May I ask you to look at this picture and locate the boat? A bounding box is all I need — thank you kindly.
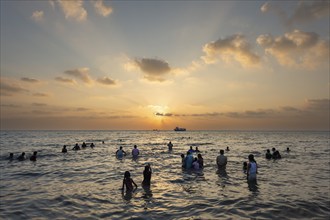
[174,127,186,131]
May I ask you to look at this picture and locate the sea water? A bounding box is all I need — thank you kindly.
[0,130,329,219]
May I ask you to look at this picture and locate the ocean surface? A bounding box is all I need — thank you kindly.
[0,130,329,219]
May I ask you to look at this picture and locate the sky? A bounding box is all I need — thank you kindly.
[0,0,329,130]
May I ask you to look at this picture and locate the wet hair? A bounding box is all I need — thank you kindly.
[272,147,276,151]
[33,151,37,155]
[120,146,123,149]
[10,153,13,157]
[267,149,270,153]
[124,171,130,179]
[181,154,185,158]
[220,150,224,154]
[22,152,25,156]
[134,145,137,148]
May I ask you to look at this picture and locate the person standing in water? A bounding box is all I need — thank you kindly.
[132,145,140,158]
[167,141,173,151]
[142,164,152,186]
[216,150,227,170]
[247,154,257,182]
[122,171,138,191]
[116,146,127,158]
[185,151,194,169]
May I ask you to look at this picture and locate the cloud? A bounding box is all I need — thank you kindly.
[304,99,329,111]
[21,77,40,83]
[0,80,29,96]
[257,29,329,68]
[57,0,87,21]
[92,0,113,17]
[97,76,117,86]
[202,34,260,67]
[31,10,44,22]
[289,0,329,24]
[261,1,329,26]
[32,103,47,107]
[64,68,92,84]
[55,76,75,84]
[155,112,173,117]
[152,98,329,120]
[132,58,172,82]
[33,92,49,97]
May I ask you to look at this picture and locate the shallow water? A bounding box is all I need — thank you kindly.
[0,130,329,219]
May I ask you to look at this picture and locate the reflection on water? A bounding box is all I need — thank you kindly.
[0,130,329,219]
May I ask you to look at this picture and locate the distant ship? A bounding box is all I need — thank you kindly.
[174,127,186,131]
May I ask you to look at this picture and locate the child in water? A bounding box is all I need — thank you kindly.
[243,161,248,173]
[122,171,137,192]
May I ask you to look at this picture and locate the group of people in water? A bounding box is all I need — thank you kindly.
[119,142,292,192]
[6,139,290,194]
[65,142,96,152]
[7,151,38,161]
[7,141,99,162]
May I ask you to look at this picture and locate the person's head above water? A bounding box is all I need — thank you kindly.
[134,145,137,149]
[272,147,276,152]
[33,151,37,155]
[120,146,123,150]
[181,154,185,158]
[124,171,130,178]
[248,154,255,162]
[267,149,270,153]
[220,150,224,155]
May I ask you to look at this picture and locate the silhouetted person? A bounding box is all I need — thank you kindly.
[243,161,248,173]
[82,142,87,148]
[195,147,200,153]
[197,153,204,168]
[181,154,186,168]
[265,149,272,159]
[286,147,290,152]
[216,150,227,170]
[30,151,37,161]
[122,171,137,192]
[273,150,281,159]
[8,153,14,160]
[72,143,80,151]
[17,152,25,161]
[226,146,230,151]
[167,141,173,151]
[62,145,67,153]
[142,164,152,186]
[90,143,95,148]
[187,146,194,154]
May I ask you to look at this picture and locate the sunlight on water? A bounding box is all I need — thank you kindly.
[0,131,329,219]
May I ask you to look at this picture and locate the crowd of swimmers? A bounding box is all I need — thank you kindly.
[6,139,291,193]
[7,141,99,162]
